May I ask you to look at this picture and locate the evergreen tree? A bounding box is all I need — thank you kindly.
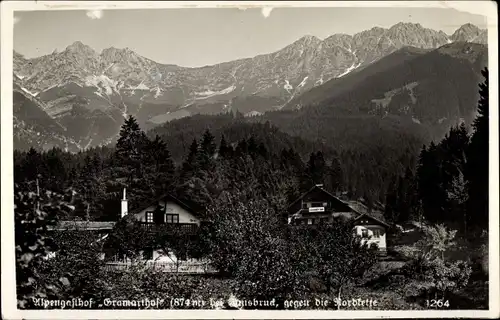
[466,67,489,229]
[257,142,269,159]
[218,134,230,158]
[307,151,327,185]
[115,116,149,182]
[146,135,176,195]
[247,136,259,158]
[21,147,46,183]
[384,177,399,223]
[181,139,200,180]
[417,142,447,223]
[440,124,469,222]
[327,157,343,192]
[235,139,248,157]
[198,129,216,171]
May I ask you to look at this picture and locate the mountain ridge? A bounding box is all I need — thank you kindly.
[13,22,487,151]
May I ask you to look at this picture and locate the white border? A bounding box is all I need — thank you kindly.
[1,1,498,319]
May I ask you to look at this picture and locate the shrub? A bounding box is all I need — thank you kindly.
[207,195,304,304]
[15,183,75,308]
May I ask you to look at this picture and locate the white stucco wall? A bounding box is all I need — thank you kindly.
[354,225,387,251]
[165,201,200,225]
[131,200,200,225]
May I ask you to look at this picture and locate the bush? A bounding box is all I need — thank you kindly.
[207,195,304,304]
[400,223,473,300]
[15,184,75,308]
[40,229,107,301]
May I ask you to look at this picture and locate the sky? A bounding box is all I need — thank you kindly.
[13,6,487,67]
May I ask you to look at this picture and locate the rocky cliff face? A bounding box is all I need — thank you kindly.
[13,22,487,150]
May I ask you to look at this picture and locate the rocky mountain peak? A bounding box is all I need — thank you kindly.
[101,46,145,65]
[323,33,353,47]
[12,21,488,152]
[294,35,322,47]
[458,23,480,32]
[390,22,423,31]
[451,23,484,42]
[65,41,96,55]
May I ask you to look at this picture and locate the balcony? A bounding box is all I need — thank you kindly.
[138,222,199,235]
[289,207,355,226]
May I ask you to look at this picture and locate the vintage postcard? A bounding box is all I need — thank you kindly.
[1,1,498,319]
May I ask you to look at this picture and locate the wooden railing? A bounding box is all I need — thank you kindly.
[138,222,198,235]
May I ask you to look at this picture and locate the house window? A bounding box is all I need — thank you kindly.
[146,211,154,224]
[166,214,179,224]
[361,229,369,238]
[372,229,382,238]
[142,248,153,260]
[311,202,323,208]
[307,219,313,225]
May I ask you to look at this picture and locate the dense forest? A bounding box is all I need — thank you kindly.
[384,68,489,234]
[14,116,421,221]
[13,68,489,235]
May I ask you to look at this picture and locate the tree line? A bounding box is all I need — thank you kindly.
[14,123,421,222]
[384,68,489,234]
[14,67,489,231]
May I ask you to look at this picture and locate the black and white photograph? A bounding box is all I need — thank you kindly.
[1,1,498,318]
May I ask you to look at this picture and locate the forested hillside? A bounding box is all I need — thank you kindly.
[14,67,489,234]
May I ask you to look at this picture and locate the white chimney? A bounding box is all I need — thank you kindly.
[121,188,128,218]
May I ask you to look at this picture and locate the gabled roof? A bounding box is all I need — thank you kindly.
[48,221,116,231]
[287,185,355,213]
[287,185,391,227]
[353,213,390,228]
[130,193,198,217]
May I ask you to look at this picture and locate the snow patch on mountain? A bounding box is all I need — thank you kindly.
[15,73,25,80]
[194,85,236,99]
[42,83,63,93]
[412,117,421,124]
[153,87,162,98]
[103,63,115,74]
[297,76,309,88]
[85,75,119,96]
[336,62,361,78]
[135,82,149,90]
[284,80,293,93]
[21,87,39,97]
[126,81,150,96]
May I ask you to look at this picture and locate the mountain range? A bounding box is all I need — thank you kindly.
[12,22,488,151]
